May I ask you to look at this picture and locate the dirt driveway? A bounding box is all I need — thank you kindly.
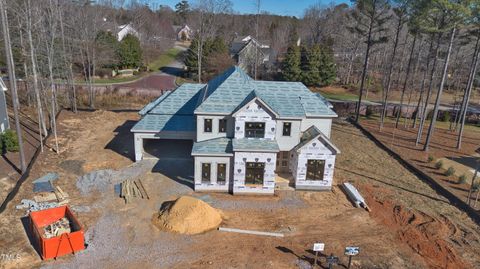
[0,112,479,269]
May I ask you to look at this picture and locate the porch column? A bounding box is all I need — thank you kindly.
[134,133,144,162]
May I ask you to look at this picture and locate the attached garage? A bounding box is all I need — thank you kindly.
[131,83,206,162]
[132,114,196,161]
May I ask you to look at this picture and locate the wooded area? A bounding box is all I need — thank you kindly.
[0,0,479,173]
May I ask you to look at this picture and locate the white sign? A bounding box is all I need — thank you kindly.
[313,243,325,252]
[345,246,360,256]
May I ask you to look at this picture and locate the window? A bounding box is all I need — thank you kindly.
[204,119,212,132]
[201,163,211,183]
[283,122,291,136]
[245,122,265,138]
[219,119,227,133]
[306,160,325,181]
[245,162,265,185]
[217,163,226,183]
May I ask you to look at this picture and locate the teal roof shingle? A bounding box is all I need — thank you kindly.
[232,138,280,152]
[194,67,336,118]
[131,114,195,132]
[293,126,340,154]
[132,83,205,133]
[192,137,233,155]
[132,66,336,134]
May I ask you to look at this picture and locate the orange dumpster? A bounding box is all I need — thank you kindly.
[29,205,85,260]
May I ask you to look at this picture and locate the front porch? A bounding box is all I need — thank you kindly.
[275,172,295,191]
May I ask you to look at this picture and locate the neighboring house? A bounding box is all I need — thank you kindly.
[230,35,272,76]
[131,66,339,195]
[0,78,9,133]
[173,25,193,41]
[117,23,139,42]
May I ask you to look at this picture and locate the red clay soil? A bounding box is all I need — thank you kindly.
[360,119,480,211]
[361,184,471,269]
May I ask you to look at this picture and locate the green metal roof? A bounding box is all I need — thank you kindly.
[232,138,280,152]
[191,137,233,156]
[195,66,336,118]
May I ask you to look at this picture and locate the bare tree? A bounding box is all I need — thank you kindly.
[0,0,26,172]
[192,0,232,82]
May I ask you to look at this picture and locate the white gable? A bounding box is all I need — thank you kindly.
[299,137,335,155]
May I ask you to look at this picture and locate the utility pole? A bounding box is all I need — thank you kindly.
[0,0,26,173]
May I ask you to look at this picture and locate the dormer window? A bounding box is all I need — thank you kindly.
[204,119,212,132]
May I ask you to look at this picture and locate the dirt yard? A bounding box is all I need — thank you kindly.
[360,118,480,212]
[0,112,479,269]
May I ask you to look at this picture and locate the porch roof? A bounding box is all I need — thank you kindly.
[232,138,280,152]
[191,137,233,156]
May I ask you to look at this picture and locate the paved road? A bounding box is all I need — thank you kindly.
[116,44,187,91]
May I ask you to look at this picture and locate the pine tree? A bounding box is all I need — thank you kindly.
[302,44,322,86]
[283,45,301,81]
[185,37,200,76]
[117,34,142,69]
[175,0,190,24]
[350,0,391,122]
[421,0,471,151]
[319,45,336,86]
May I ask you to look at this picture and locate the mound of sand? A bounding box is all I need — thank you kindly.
[152,196,223,234]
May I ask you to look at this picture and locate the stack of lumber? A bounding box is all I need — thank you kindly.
[120,179,149,204]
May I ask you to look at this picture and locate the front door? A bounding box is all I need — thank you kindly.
[245,162,265,185]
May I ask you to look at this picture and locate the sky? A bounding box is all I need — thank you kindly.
[155,0,349,18]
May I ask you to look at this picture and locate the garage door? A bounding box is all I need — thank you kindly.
[143,139,193,160]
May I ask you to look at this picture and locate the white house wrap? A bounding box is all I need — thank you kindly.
[132,66,340,195]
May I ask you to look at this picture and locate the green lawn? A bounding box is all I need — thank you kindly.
[148,48,182,71]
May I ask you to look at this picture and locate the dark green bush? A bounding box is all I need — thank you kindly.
[1,129,19,153]
[435,160,443,169]
[427,155,435,163]
[445,166,455,177]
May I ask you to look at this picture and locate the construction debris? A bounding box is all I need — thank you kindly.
[32,173,59,184]
[218,227,284,237]
[342,182,371,211]
[16,199,60,213]
[32,173,58,193]
[43,217,72,239]
[120,179,149,204]
[33,180,55,193]
[33,192,57,203]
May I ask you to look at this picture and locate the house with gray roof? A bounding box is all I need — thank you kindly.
[131,66,340,194]
[230,36,272,77]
